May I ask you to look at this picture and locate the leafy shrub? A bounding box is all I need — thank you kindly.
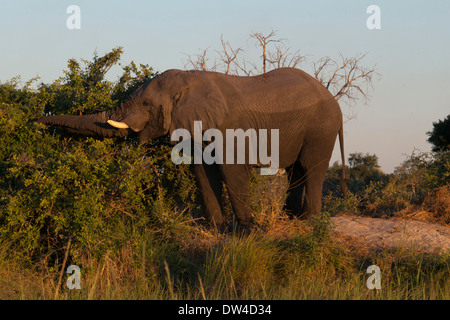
[249,170,288,229]
[323,150,449,219]
[421,185,450,225]
[322,190,360,215]
[0,48,197,265]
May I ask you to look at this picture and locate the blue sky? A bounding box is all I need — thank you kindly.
[1,0,449,172]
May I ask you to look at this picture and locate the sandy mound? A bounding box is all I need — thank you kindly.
[332,215,450,254]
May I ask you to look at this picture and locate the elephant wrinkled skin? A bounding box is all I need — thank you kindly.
[37,68,345,232]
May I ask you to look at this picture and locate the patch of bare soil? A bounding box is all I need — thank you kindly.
[332,214,450,254]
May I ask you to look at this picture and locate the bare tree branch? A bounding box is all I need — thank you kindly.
[312,53,379,105]
[249,30,281,74]
[267,44,306,69]
[216,36,244,75]
[232,58,254,76]
[183,47,216,72]
[183,32,380,120]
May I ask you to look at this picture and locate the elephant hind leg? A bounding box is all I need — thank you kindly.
[219,164,253,230]
[300,161,329,219]
[283,163,307,218]
[297,140,335,219]
[193,163,225,231]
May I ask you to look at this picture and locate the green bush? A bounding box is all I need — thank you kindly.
[323,150,449,218]
[0,48,197,265]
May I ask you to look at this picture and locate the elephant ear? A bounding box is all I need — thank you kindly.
[169,81,228,137]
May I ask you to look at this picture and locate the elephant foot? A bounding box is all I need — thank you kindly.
[283,206,301,220]
[216,222,228,234]
[235,220,256,236]
[211,219,255,235]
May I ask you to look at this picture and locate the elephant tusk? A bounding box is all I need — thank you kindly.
[107,120,129,129]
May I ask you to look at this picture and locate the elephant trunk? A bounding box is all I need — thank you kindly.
[36,106,132,138]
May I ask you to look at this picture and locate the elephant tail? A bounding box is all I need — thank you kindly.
[339,122,347,195]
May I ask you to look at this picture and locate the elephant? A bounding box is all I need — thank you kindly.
[37,67,345,232]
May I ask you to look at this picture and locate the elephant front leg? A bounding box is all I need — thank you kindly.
[193,163,225,231]
[219,164,254,231]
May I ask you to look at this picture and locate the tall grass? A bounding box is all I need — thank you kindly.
[1,213,448,300]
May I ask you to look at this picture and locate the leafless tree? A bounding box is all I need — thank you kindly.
[183,47,216,72]
[216,36,250,75]
[248,30,307,74]
[267,43,306,70]
[313,53,378,103]
[249,30,280,74]
[184,37,252,76]
[183,30,379,120]
[312,53,379,121]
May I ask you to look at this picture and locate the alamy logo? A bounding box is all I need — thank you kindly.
[366,265,381,289]
[366,5,381,30]
[171,121,280,175]
[66,5,81,30]
[66,265,81,290]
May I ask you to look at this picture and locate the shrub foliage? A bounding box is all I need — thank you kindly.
[0,48,197,263]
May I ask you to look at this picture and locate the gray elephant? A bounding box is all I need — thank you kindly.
[37,68,345,232]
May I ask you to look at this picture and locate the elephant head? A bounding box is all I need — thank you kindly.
[37,69,229,144]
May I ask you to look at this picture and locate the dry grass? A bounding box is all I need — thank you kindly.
[1,218,449,300]
[423,185,450,225]
[1,180,449,300]
[395,185,450,226]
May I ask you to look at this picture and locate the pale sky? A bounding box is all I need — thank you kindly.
[1,0,449,172]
